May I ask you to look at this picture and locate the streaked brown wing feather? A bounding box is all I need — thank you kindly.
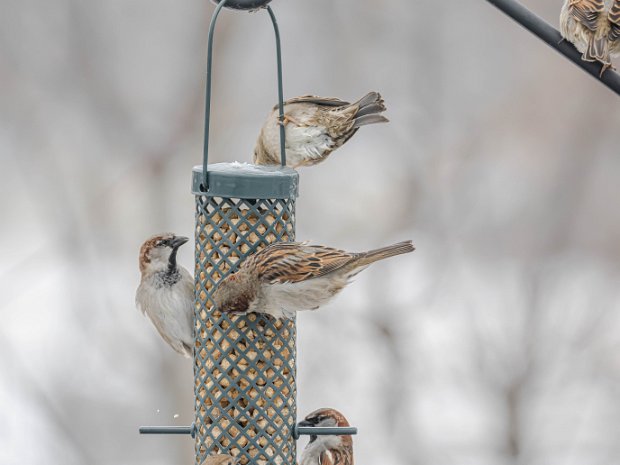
[319,449,351,465]
[609,0,620,40]
[569,0,605,31]
[246,242,359,284]
[319,451,335,465]
[273,95,350,111]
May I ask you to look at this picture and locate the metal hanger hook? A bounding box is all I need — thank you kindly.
[201,0,287,192]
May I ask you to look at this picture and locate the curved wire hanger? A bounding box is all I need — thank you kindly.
[201,0,287,191]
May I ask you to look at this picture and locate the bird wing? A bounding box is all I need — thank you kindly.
[247,242,359,284]
[609,0,620,41]
[319,450,336,465]
[569,0,605,31]
[319,450,351,465]
[273,95,350,110]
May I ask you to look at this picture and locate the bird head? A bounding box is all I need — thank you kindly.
[139,233,189,276]
[199,454,238,465]
[298,408,352,452]
[212,272,256,314]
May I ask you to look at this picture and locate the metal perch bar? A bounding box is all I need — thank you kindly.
[293,426,358,439]
[139,425,196,437]
[484,0,620,96]
[138,425,357,439]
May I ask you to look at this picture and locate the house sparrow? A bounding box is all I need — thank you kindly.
[253,92,388,168]
[560,0,620,75]
[135,233,194,357]
[199,454,237,465]
[212,240,414,319]
[299,408,354,465]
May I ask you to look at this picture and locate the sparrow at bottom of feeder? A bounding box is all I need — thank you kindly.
[560,0,620,76]
[199,454,238,465]
[299,408,354,465]
[135,233,194,357]
[212,240,415,319]
[253,92,388,168]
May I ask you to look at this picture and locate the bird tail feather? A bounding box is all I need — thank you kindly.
[359,240,415,265]
[352,92,388,128]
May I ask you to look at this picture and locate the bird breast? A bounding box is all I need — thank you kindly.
[254,274,350,318]
[136,272,194,338]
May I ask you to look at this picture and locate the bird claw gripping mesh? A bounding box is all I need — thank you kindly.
[194,171,298,465]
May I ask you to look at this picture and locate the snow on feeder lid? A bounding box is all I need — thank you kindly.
[191,163,298,200]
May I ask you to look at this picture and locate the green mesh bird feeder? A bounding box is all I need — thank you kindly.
[193,1,297,465]
[139,2,357,464]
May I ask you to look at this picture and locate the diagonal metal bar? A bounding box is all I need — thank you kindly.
[484,0,620,96]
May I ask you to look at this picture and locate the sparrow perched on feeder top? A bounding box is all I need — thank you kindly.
[253,92,388,168]
[135,233,194,357]
[560,0,620,75]
[199,454,237,465]
[299,408,354,465]
[212,240,414,319]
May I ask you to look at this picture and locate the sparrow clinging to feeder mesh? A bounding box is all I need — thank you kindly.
[136,233,194,357]
[299,408,354,465]
[560,0,620,75]
[199,454,237,465]
[212,240,414,319]
[253,92,388,168]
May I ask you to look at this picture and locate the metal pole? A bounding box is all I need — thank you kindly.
[484,0,620,96]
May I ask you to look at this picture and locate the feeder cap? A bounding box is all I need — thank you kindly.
[211,0,273,10]
[192,163,299,199]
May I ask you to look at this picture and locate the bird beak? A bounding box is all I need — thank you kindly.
[171,236,189,249]
[297,419,316,428]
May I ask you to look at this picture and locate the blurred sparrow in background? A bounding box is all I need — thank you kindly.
[560,0,620,75]
[254,92,388,168]
[299,408,354,465]
[136,233,194,357]
[199,454,237,465]
[212,240,414,319]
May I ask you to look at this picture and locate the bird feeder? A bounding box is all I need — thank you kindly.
[193,1,297,464]
[139,2,358,464]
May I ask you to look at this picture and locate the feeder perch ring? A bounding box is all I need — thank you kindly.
[211,0,273,10]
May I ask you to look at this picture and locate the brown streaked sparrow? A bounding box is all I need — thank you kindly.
[253,92,388,168]
[199,454,237,465]
[135,233,194,357]
[212,240,414,319]
[299,408,354,465]
[560,0,620,75]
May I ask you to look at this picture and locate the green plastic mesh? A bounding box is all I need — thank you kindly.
[194,194,297,465]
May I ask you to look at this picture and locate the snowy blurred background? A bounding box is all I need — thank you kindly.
[2,0,620,464]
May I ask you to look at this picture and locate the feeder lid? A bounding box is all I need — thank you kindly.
[211,0,273,10]
[192,163,298,199]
